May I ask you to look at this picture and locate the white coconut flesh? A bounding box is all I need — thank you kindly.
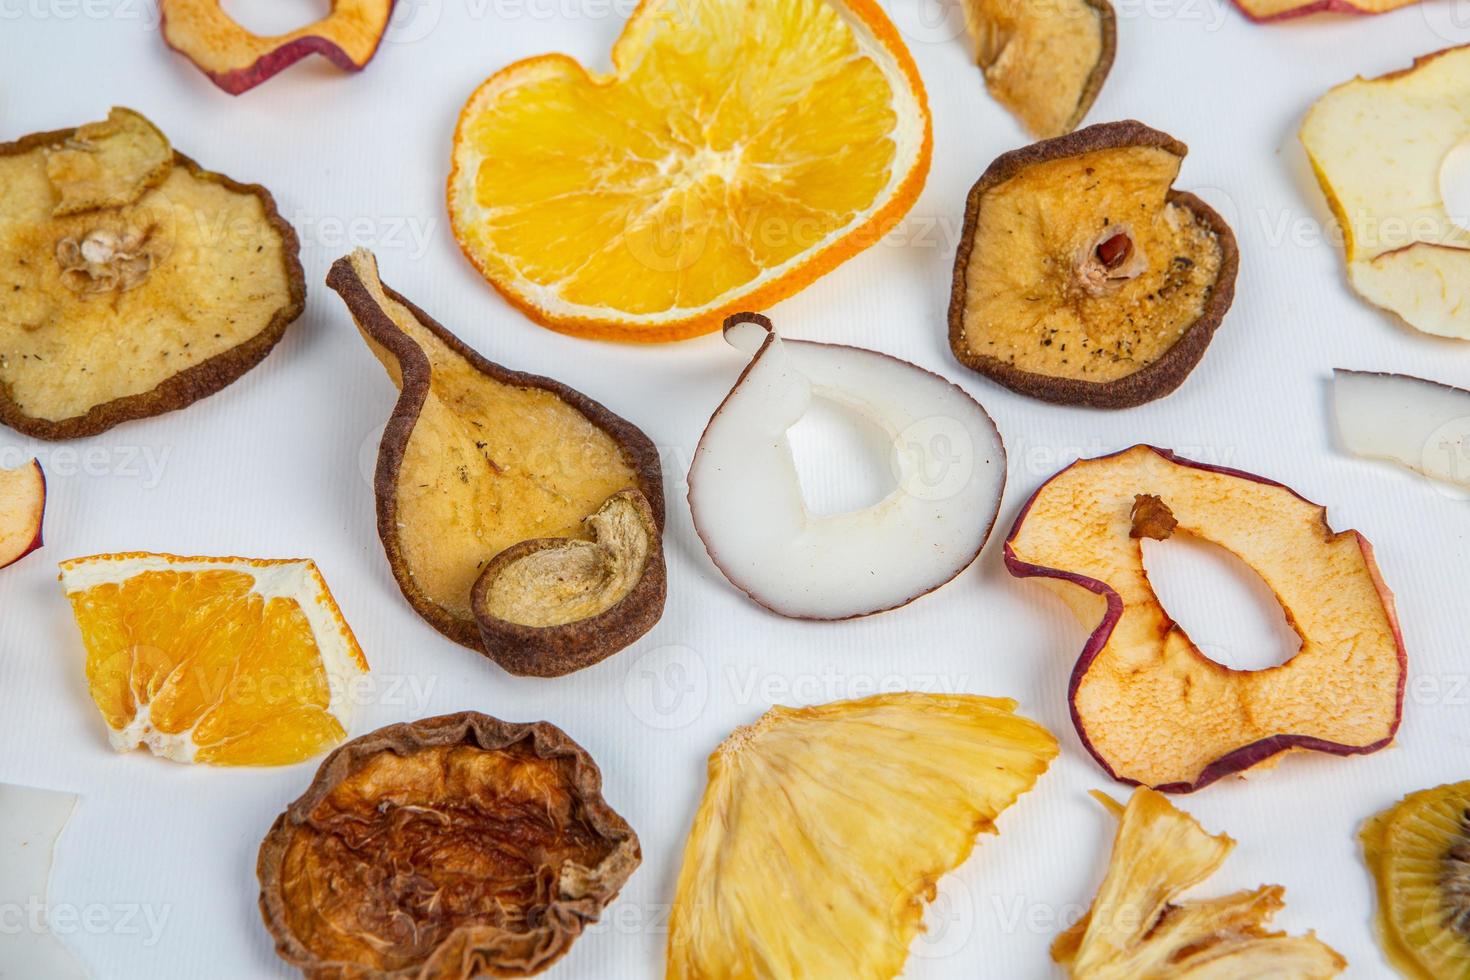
[688,319,1006,620]
[0,784,87,979]
[1334,368,1470,489]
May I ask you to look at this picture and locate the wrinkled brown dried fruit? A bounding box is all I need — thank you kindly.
[326,249,666,677]
[160,0,396,95]
[950,121,1238,409]
[1055,788,1347,977]
[963,0,1115,138]
[0,108,303,439]
[258,712,640,979]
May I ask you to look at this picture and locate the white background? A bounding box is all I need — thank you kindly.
[2,0,1470,976]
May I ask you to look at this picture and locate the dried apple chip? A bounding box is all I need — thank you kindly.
[0,108,304,440]
[160,0,396,95]
[327,249,666,676]
[1006,445,1406,791]
[1234,0,1417,20]
[667,693,1057,978]
[1301,47,1470,339]
[258,712,640,979]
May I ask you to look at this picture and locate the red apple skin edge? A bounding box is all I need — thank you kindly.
[0,460,45,570]
[160,2,398,96]
[1002,444,1407,794]
[1233,0,1402,21]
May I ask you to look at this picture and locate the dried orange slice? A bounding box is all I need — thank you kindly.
[448,0,932,342]
[59,553,367,766]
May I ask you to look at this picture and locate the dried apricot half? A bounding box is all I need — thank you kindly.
[258,712,640,979]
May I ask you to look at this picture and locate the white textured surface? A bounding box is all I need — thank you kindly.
[2,2,1470,978]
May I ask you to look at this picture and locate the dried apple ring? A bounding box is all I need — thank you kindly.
[258,712,640,979]
[160,0,396,95]
[1006,445,1406,792]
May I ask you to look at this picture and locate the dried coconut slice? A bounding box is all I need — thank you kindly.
[688,313,1006,620]
[667,693,1057,979]
[0,108,304,439]
[0,784,86,979]
[1334,369,1470,490]
[326,249,666,676]
[258,711,640,979]
[160,0,396,95]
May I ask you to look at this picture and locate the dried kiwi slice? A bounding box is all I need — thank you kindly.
[1363,781,1470,979]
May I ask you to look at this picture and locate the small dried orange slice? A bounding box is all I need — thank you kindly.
[448,0,932,342]
[59,553,367,766]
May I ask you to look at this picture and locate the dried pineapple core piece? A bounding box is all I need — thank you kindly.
[667,692,1058,979]
[1055,788,1346,978]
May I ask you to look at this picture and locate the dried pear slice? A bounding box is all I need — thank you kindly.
[950,121,1238,408]
[963,0,1116,138]
[1056,788,1347,978]
[326,249,666,676]
[1361,781,1470,979]
[258,711,640,979]
[470,488,665,676]
[160,0,396,95]
[0,108,304,440]
[667,692,1058,979]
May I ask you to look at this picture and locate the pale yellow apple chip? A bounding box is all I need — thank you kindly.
[1301,47,1470,338]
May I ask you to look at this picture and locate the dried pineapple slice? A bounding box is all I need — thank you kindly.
[666,692,1057,979]
[1361,781,1470,979]
[1056,788,1346,978]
